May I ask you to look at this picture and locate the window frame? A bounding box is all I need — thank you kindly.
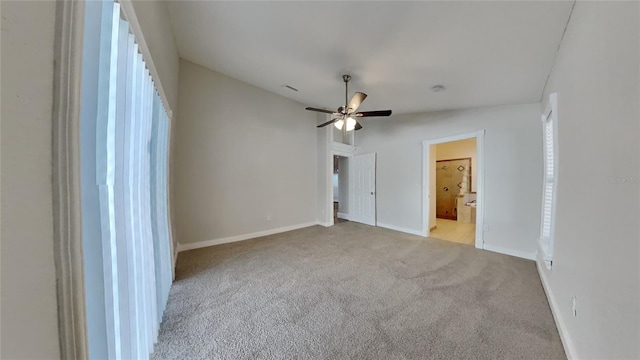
[539,92,559,270]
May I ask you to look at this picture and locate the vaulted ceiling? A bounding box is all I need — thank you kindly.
[166,1,573,115]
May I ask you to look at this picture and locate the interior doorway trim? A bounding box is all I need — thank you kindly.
[52,1,89,358]
[328,147,355,226]
[421,130,485,249]
[320,117,357,227]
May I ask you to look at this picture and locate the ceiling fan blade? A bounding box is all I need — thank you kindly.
[355,110,392,117]
[347,92,367,113]
[316,118,339,128]
[306,107,337,115]
[354,121,363,131]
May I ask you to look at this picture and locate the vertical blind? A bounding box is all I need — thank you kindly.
[541,115,555,239]
[91,0,173,358]
[540,105,557,270]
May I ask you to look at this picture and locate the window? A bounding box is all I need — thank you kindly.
[540,93,558,270]
[80,1,173,358]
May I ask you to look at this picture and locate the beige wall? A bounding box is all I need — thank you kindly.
[538,2,640,358]
[174,60,318,245]
[435,138,477,193]
[1,1,60,358]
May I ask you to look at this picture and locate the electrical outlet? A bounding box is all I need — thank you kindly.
[266,215,271,222]
[571,296,577,317]
[483,224,489,232]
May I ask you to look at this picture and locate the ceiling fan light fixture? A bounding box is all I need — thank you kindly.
[345,117,357,131]
[334,119,344,130]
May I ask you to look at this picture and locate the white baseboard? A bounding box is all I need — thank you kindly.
[537,259,577,360]
[482,243,537,260]
[176,221,320,252]
[376,222,425,237]
[337,212,349,220]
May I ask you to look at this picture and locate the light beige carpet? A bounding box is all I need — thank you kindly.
[152,222,565,360]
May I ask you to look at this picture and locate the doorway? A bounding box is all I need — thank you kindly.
[333,155,349,224]
[422,132,485,249]
[326,149,376,226]
[435,157,472,220]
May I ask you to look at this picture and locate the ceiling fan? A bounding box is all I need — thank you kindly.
[305,75,392,131]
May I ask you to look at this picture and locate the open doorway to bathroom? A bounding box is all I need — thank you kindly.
[429,138,477,245]
[333,155,349,224]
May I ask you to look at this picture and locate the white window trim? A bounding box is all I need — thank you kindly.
[539,92,559,270]
[52,1,89,358]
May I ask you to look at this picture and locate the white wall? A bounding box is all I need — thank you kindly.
[538,2,640,359]
[0,1,61,358]
[174,60,318,245]
[357,103,543,258]
[436,138,477,192]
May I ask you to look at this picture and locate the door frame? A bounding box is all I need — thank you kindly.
[327,143,356,226]
[422,130,485,249]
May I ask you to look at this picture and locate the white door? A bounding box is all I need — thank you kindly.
[349,153,376,226]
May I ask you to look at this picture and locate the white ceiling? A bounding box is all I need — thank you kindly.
[166,1,573,115]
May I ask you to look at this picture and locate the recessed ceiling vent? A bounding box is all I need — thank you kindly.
[282,84,299,92]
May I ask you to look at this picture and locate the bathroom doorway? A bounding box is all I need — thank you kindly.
[422,132,485,248]
[435,157,472,220]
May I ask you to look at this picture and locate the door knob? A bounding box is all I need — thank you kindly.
[370,192,374,195]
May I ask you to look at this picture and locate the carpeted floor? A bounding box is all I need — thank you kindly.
[152,222,565,360]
